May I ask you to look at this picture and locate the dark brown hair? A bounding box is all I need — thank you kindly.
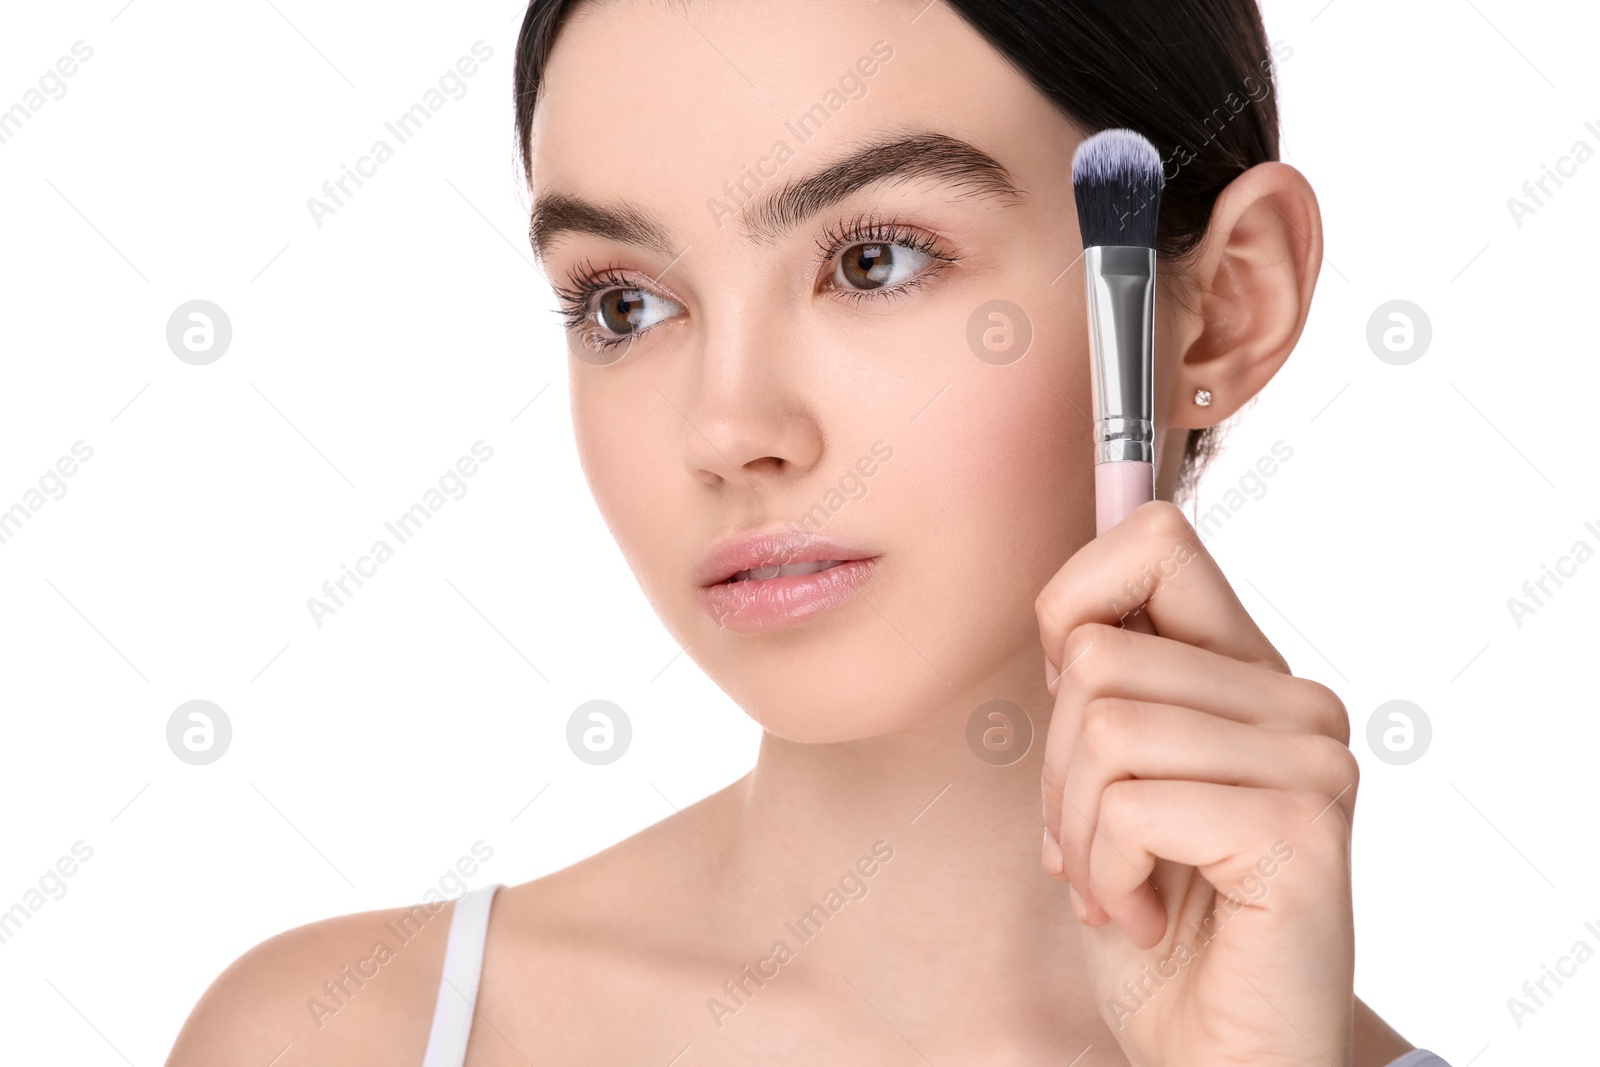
[512,0,1285,505]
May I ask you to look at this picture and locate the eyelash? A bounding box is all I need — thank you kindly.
[813,212,958,306]
[549,213,960,354]
[549,262,642,351]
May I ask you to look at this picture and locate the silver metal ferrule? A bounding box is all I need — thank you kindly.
[1083,245,1156,465]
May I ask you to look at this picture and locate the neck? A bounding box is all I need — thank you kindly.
[716,641,1103,1045]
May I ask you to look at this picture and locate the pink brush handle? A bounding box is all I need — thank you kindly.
[1095,460,1157,634]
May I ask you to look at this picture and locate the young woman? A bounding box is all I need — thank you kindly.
[168,1,1451,1064]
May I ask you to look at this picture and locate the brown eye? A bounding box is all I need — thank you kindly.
[595,287,678,337]
[833,241,932,291]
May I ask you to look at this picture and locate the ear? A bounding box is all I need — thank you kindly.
[1160,161,1323,430]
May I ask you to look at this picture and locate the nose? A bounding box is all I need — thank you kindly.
[675,298,824,488]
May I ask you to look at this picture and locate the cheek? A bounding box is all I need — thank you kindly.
[864,317,1097,684]
[571,378,683,594]
[910,319,1097,570]
[955,411,1085,592]
[572,381,629,515]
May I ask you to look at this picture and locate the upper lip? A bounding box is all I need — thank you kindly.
[694,526,878,587]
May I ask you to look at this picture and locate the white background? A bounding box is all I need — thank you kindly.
[1,0,1596,1063]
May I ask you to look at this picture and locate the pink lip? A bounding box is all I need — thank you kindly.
[694,527,881,634]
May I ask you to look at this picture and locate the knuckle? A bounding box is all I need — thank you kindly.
[1097,778,1141,838]
[1080,696,1138,759]
[1035,573,1070,631]
[1033,580,1055,620]
[1078,697,1118,756]
[1301,679,1351,743]
[1035,604,1062,655]
[1131,499,1192,544]
[1060,622,1124,691]
[1334,741,1361,794]
[1302,734,1361,795]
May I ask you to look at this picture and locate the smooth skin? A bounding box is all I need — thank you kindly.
[168,1,1419,1064]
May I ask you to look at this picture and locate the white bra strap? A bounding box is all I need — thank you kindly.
[420,883,503,1067]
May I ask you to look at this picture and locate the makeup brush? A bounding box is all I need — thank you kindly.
[1071,128,1165,633]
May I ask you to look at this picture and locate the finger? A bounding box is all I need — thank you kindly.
[1087,779,1353,950]
[1036,500,1286,684]
[1037,622,1349,897]
[1046,621,1348,743]
[1054,697,1360,920]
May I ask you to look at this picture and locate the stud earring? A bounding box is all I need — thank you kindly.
[1193,388,1213,407]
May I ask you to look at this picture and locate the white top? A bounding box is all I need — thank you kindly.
[419,882,1452,1067]
[419,883,502,1067]
[1387,1052,1454,1067]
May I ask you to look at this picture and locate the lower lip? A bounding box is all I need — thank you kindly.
[697,557,881,634]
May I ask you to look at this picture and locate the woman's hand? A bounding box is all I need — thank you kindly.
[1035,499,1357,1067]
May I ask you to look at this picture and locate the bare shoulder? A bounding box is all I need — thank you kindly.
[167,779,744,1067]
[1354,996,1415,1066]
[463,786,747,1064]
[165,894,461,1067]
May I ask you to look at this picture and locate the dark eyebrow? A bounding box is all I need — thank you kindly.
[528,129,1023,263]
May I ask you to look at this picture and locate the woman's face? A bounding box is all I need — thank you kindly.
[529,0,1185,742]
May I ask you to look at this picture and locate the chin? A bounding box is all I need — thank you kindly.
[733,682,936,745]
[683,620,992,748]
[661,597,929,743]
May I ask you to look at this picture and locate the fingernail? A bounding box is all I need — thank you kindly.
[1067,882,1087,923]
[1042,828,1064,875]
